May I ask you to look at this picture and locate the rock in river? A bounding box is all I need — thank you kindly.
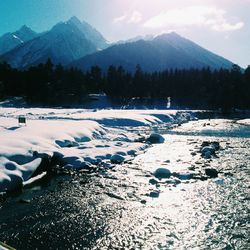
[149,191,160,198]
[200,141,220,159]
[149,178,159,185]
[205,168,218,178]
[201,146,216,159]
[146,133,165,144]
[154,168,171,179]
[110,154,125,164]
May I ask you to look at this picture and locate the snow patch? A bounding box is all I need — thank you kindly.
[12,34,24,43]
[0,157,42,192]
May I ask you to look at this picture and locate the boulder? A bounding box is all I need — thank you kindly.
[154,168,171,179]
[211,141,220,151]
[146,133,165,144]
[110,154,125,164]
[81,161,94,169]
[127,150,136,156]
[200,141,220,159]
[149,178,158,185]
[201,146,216,154]
[205,168,218,178]
[177,172,193,180]
[149,191,160,198]
[201,146,216,159]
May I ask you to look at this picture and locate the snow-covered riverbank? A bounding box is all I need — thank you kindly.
[0,108,195,192]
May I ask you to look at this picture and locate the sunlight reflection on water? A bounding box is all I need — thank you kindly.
[123,120,250,249]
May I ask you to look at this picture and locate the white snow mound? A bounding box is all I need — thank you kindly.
[0,108,196,192]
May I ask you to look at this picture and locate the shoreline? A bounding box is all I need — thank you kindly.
[1,108,250,195]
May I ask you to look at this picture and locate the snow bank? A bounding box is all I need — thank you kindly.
[0,118,106,192]
[0,108,197,192]
[0,108,193,127]
[237,119,250,126]
[0,157,42,192]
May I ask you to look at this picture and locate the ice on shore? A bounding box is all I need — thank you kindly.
[0,108,195,192]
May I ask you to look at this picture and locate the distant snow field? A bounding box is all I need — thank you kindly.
[0,107,195,192]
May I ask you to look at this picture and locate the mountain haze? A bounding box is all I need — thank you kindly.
[72,32,234,72]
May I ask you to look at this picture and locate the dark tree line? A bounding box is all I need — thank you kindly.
[0,59,250,109]
[0,60,90,105]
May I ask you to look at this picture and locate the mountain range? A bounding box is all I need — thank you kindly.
[0,17,108,68]
[0,25,38,55]
[72,32,233,72]
[0,16,234,71]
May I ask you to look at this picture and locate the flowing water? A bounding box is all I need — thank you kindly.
[0,119,249,249]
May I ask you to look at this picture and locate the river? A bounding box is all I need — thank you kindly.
[0,118,249,249]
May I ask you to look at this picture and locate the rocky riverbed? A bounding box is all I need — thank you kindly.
[0,118,249,249]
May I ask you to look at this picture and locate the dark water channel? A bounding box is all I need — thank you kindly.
[0,119,249,250]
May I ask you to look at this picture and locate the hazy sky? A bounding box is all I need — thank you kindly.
[0,0,249,67]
